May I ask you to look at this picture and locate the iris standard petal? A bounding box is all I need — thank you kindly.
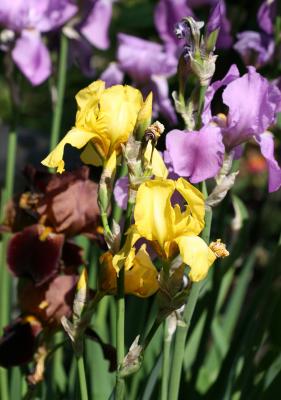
[95,85,143,155]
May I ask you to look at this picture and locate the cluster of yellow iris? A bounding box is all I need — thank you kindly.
[42,81,222,299]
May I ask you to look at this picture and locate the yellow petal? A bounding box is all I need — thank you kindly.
[112,227,141,273]
[125,245,159,297]
[75,80,105,131]
[134,92,153,140]
[144,144,168,179]
[175,178,205,235]
[176,235,216,282]
[41,128,95,173]
[134,179,175,247]
[95,85,143,156]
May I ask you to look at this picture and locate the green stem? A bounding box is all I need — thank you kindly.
[115,198,135,399]
[196,85,207,129]
[49,33,68,151]
[161,319,172,400]
[168,183,212,400]
[111,162,128,225]
[77,354,88,400]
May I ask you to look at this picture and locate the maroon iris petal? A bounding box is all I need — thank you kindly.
[7,224,64,285]
[0,318,42,368]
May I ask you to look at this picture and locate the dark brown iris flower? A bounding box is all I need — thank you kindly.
[18,275,79,327]
[0,317,42,368]
[7,224,84,286]
[2,165,101,238]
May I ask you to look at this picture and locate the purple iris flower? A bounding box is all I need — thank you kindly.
[0,0,77,85]
[234,0,276,68]
[101,33,178,124]
[166,65,281,192]
[234,31,274,68]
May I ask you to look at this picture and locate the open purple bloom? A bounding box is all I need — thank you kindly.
[234,31,274,68]
[165,126,225,183]
[101,33,177,123]
[257,0,276,35]
[202,65,281,191]
[0,0,77,85]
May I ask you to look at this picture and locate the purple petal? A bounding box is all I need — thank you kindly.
[37,0,78,32]
[70,37,95,77]
[150,76,177,124]
[113,177,129,210]
[100,62,124,87]
[257,0,276,35]
[222,67,281,149]
[12,30,51,85]
[234,31,274,68]
[80,0,113,49]
[216,0,233,49]
[117,33,177,84]
[256,132,281,192]
[202,64,240,125]
[206,0,223,34]
[154,0,193,53]
[165,126,225,183]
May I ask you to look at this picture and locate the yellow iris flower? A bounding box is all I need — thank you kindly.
[42,81,152,173]
[100,245,159,298]
[114,178,217,282]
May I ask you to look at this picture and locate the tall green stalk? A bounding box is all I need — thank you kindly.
[77,354,88,400]
[168,189,212,400]
[115,198,135,400]
[0,124,18,400]
[160,319,172,400]
[49,33,68,152]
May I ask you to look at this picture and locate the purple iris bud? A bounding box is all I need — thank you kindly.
[154,0,194,53]
[258,0,276,35]
[206,0,223,34]
[174,21,189,39]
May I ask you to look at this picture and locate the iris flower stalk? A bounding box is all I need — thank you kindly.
[0,60,19,400]
[169,182,212,400]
